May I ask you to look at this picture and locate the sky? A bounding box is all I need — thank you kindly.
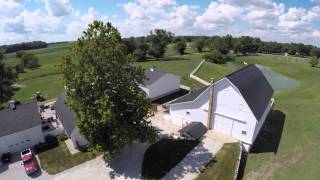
[1,0,320,46]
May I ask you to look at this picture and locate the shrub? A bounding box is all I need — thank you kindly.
[21,52,40,69]
[45,135,58,144]
[309,57,319,67]
[16,50,25,58]
[133,48,147,61]
[174,41,187,55]
[203,50,224,64]
[57,134,68,142]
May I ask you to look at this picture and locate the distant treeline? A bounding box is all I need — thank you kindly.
[1,41,48,54]
[122,34,320,60]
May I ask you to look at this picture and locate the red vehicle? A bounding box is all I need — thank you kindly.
[21,149,39,176]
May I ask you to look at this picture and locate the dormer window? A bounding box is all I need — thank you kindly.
[186,111,190,115]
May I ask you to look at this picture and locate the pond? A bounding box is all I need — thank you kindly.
[227,62,300,92]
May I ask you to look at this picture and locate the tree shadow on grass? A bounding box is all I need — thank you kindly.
[250,109,286,154]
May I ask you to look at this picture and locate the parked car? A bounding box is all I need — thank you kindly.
[21,149,39,176]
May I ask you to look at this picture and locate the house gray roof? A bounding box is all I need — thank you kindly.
[171,86,208,104]
[0,103,41,137]
[143,69,167,86]
[227,64,274,121]
[55,92,77,136]
[179,122,207,140]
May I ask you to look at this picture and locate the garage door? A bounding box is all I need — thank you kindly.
[3,135,34,153]
[212,114,233,135]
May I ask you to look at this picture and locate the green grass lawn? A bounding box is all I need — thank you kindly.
[195,61,232,82]
[3,43,72,103]
[4,43,320,179]
[186,54,320,179]
[37,142,96,175]
[196,143,240,180]
[13,74,64,102]
[141,139,199,179]
[235,55,320,180]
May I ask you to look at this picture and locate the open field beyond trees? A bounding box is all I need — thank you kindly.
[3,42,320,179]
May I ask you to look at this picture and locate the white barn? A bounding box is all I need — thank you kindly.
[139,67,181,101]
[165,64,274,151]
[0,103,45,155]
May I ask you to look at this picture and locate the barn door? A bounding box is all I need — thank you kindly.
[213,114,233,135]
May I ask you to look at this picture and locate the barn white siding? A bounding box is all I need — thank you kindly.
[0,126,44,154]
[210,78,257,151]
[147,74,180,100]
[168,89,209,126]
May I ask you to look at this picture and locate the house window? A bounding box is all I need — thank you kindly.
[242,131,247,135]
[26,139,30,142]
[186,111,190,115]
[203,109,208,112]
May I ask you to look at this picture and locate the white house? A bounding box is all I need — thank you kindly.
[165,64,274,152]
[0,103,45,155]
[139,67,181,101]
[55,92,88,149]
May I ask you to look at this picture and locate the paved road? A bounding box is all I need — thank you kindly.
[0,143,149,180]
[162,136,224,180]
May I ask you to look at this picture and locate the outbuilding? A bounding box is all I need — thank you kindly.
[55,92,88,149]
[0,103,45,155]
[139,67,181,101]
[165,64,274,151]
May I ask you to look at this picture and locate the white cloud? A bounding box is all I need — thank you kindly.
[278,6,320,33]
[194,2,242,30]
[67,7,108,37]
[44,0,74,17]
[3,17,28,34]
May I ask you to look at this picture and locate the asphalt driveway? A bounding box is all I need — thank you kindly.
[0,152,51,180]
[0,143,149,180]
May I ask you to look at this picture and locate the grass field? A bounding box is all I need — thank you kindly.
[4,43,320,179]
[37,142,96,174]
[4,43,204,103]
[3,43,73,103]
[196,143,240,180]
[178,53,320,179]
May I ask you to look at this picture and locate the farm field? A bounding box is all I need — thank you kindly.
[3,43,320,179]
[3,43,73,103]
[196,54,320,179]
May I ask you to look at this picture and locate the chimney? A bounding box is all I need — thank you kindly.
[8,100,16,110]
[150,66,155,72]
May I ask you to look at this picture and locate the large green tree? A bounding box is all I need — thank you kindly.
[0,52,17,104]
[147,29,173,59]
[62,21,157,158]
[174,40,187,55]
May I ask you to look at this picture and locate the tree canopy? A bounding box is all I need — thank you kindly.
[0,52,17,104]
[147,29,173,58]
[174,40,187,55]
[62,21,157,158]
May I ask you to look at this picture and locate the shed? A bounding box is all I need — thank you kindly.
[179,122,207,140]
